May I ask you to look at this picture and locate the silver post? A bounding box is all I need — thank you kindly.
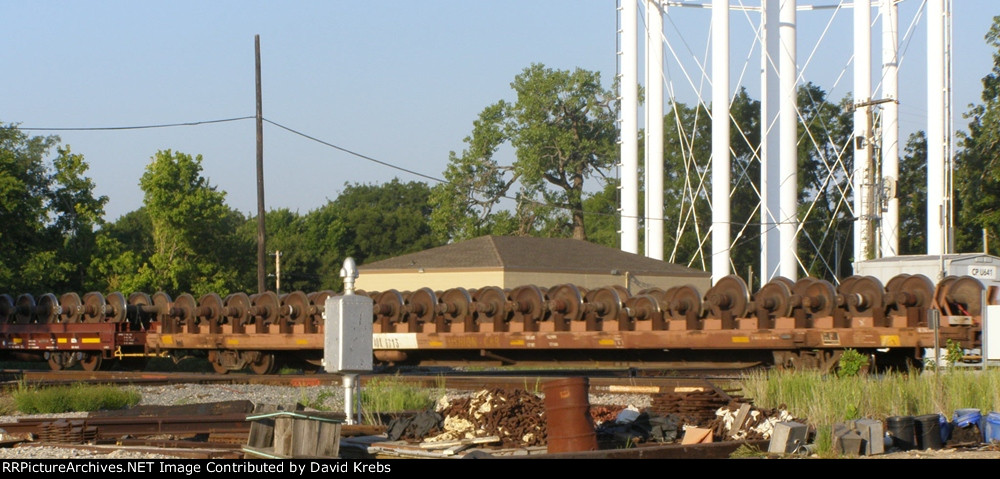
[983,289,988,372]
[341,257,358,296]
[343,374,357,425]
[930,309,941,372]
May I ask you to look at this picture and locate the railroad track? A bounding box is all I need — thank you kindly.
[0,369,760,459]
[2,365,756,391]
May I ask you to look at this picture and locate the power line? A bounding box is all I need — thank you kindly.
[7,116,859,227]
[263,117,656,222]
[261,118,446,184]
[14,116,255,131]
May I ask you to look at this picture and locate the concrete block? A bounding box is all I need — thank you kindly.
[838,430,863,456]
[853,418,885,455]
[768,421,808,454]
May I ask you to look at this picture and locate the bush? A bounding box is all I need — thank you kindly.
[12,383,141,414]
[838,349,869,377]
[945,339,964,366]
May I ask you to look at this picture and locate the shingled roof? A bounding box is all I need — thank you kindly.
[359,235,708,277]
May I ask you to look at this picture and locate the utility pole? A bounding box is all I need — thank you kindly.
[271,251,282,295]
[255,35,267,294]
[853,97,895,261]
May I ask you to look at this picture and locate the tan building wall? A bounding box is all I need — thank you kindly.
[356,269,504,292]
[357,268,710,294]
[504,271,709,293]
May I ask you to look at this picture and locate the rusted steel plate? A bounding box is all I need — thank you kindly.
[509,439,771,459]
[147,332,323,350]
[370,327,974,351]
[13,443,242,459]
[0,322,144,351]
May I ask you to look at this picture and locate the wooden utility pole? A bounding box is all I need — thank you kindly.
[255,35,267,294]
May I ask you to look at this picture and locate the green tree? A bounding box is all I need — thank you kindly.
[50,146,108,291]
[898,131,927,255]
[430,63,618,242]
[298,203,349,290]
[0,124,107,293]
[956,15,1000,255]
[130,150,252,296]
[794,83,854,280]
[653,89,760,280]
[660,99,710,270]
[99,208,155,259]
[582,181,621,249]
[324,179,440,265]
[654,84,851,283]
[725,89,762,284]
[89,208,152,292]
[258,208,313,292]
[238,208,344,293]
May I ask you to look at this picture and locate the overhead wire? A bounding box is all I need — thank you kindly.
[15,116,255,131]
[8,113,837,231]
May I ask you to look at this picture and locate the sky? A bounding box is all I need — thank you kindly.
[1,1,997,222]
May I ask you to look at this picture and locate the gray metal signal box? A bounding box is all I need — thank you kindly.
[323,294,373,373]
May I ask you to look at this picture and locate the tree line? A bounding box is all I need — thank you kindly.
[0,139,440,296]
[3,16,999,296]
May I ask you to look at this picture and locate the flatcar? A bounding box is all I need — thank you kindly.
[0,273,989,373]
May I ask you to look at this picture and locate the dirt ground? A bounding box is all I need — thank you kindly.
[868,446,1000,459]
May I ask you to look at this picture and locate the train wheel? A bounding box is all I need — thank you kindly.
[295,357,322,374]
[47,354,64,371]
[207,350,230,375]
[80,353,103,372]
[301,362,321,374]
[249,352,276,375]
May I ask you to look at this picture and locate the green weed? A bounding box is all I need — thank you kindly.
[741,368,1000,429]
[729,443,767,458]
[300,388,336,411]
[12,382,141,414]
[361,376,436,414]
[837,349,869,377]
[945,340,964,367]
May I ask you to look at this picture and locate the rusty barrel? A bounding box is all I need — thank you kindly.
[543,377,597,453]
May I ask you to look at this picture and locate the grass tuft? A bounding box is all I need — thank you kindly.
[299,388,336,411]
[729,443,767,458]
[361,376,436,415]
[741,368,1000,436]
[12,382,141,414]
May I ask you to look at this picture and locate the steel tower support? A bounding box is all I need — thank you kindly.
[760,0,781,283]
[926,0,947,255]
[779,0,798,280]
[712,0,731,282]
[881,0,900,257]
[621,0,640,254]
[646,0,665,260]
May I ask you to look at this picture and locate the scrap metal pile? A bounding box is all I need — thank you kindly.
[709,403,800,440]
[381,383,804,453]
[646,389,732,424]
[426,388,547,448]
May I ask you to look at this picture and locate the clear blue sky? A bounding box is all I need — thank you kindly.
[1,1,996,222]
